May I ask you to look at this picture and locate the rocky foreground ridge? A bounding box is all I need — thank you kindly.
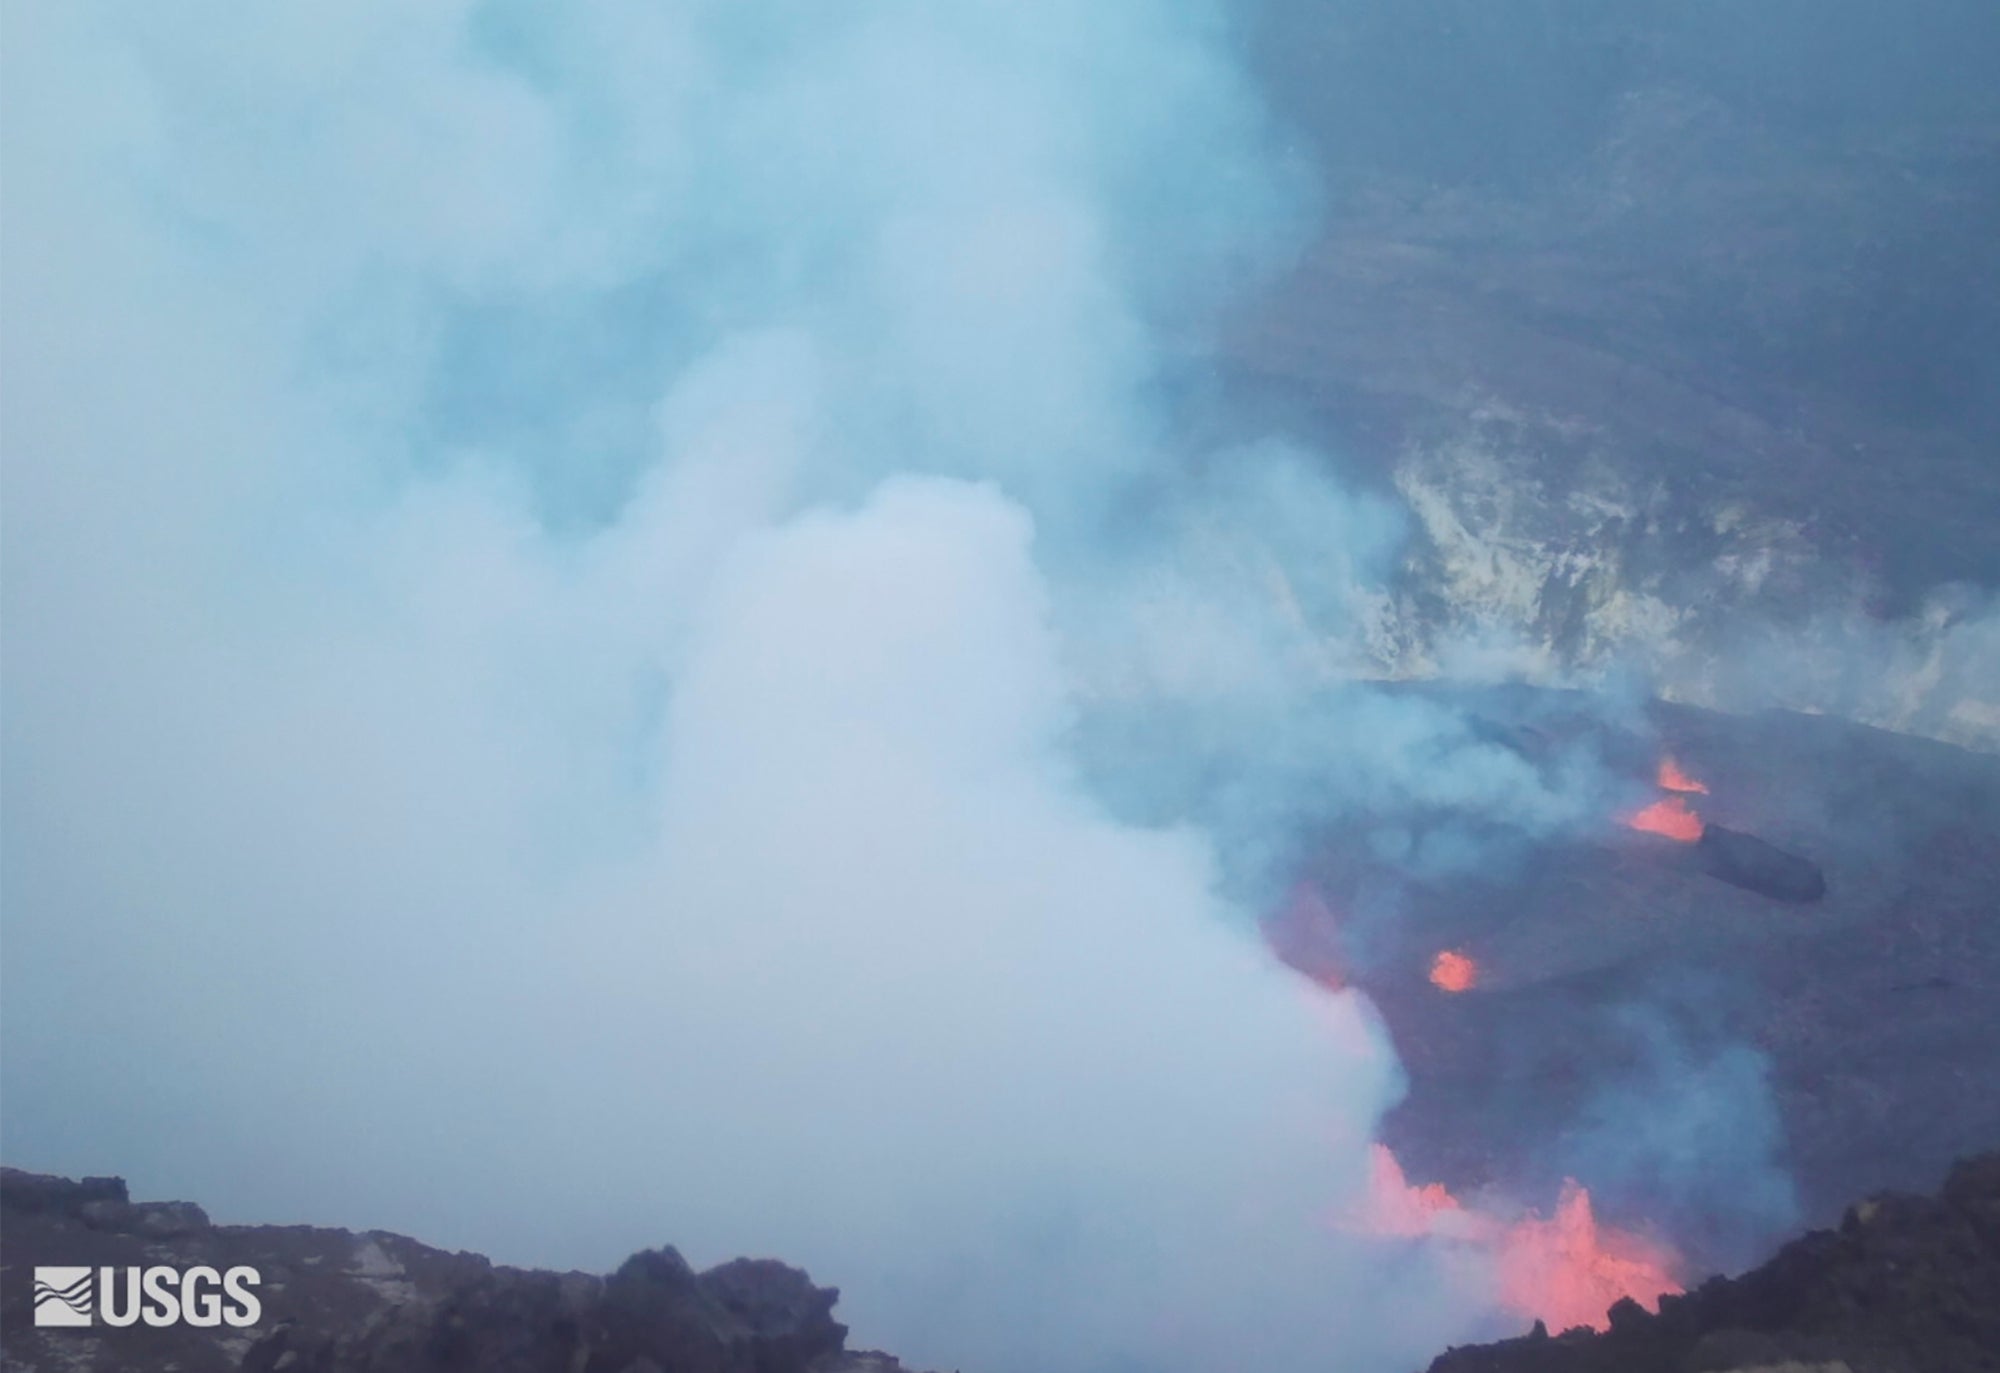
[8,1156,2000,1373]
[1429,1152,2000,1373]
[0,1167,924,1373]
[9,1155,2000,1373]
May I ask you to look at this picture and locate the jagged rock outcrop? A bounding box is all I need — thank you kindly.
[0,1168,923,1373]
[1228,7,2000,750]
[1426,1152,2000,1373]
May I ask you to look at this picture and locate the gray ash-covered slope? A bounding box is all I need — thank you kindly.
[1425,1151,2000,1373]
[0,1168,922,1373]
[1220,2,2000,748]
[1285,689,2000,1273]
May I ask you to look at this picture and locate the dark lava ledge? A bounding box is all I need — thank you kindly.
[0,1167,924,1373]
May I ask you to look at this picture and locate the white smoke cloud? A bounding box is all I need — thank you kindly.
[1554,1009,1799,1271]
[1,4,1594,1370]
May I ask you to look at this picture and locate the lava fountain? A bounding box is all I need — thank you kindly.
[1429,950,1479,993]
[1627,795,1705,842]
[1348,1145,1683,1333]
[1657,757,1709,794]
[1633,755,1826,899]
[1627,755,1710,840]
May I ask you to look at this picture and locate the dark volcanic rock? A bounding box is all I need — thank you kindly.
[0,1167,922,1373]
[2,1169,129,1216]
[1697,823,1827,902]
[1425,1151,2000,1373]
[702,1258,849,1372]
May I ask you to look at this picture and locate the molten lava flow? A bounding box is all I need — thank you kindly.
[1429,949,1478,993]
[1491,1183,1682,1334]
[1343,1145,1682,1332]
[1627,795,1705,843]
[1658,757,1709,794]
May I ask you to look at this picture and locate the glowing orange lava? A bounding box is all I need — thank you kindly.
[1492,1182,1682,1332]
[1627,795,1705,843]
[1658,757,1709,794]
[1345,1145,1682,1332]
[1429,949,1478,992]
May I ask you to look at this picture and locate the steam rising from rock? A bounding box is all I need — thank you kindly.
[0,3,1797,1370]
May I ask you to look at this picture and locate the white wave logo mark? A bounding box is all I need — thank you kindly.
[29,1264,263,1328]
[33,1267,93,1327]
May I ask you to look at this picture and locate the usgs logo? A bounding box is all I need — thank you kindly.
[33,1265,262,1328]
